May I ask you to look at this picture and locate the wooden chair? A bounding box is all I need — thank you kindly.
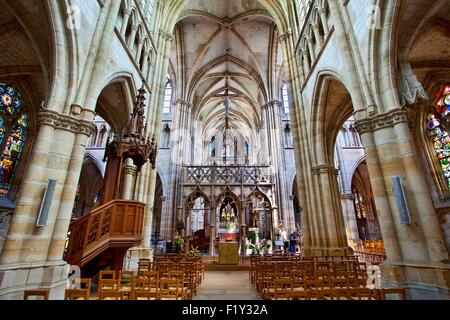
[99,290,125,300]
[159,278,184,300]
[99,270,116,280]
[348,288,381,300]
[289,290,312,300]
[70,278,91,292]
[316,289,349,300]
[24,290,49,300]
[133,290,159,300]
[271,279,292,300]
[99,279,120,300]
[65,289,89,300]
[131,277,159,300]
[119,270,135,298]
[381,288,407,300]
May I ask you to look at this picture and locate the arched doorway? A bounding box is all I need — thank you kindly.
[152,172,164,252]
[351,161,382,242]
[244,189,273,241]
[215,188,240,245]
[184,188,211,254]
[292,176,302,232]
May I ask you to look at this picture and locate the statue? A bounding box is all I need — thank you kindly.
[278,224,288,251]
[252,210,258,228]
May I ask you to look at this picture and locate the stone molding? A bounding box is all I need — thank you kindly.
[263,100,283,110]
[312,164,339,176]
[159,30,174,42]
[354,108,409,135]
[340,193,354,200]
[123,165,137,176]
[279,30,293,42]
[174,99,191,109]
[39,108,96,136]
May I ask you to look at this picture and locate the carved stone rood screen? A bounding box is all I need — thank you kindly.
[183,166,272,185]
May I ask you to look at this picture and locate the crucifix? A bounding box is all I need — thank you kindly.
[217,74,239,164]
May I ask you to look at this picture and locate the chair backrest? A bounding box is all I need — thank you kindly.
[381,288,407,300]
[289,290,311,300]
[133,290,158,300]
[316,289,349,300]
[160,278,182,300]
[65,289,89,300]
[119,270,135,290]
[99,290,125,300]
[271,279,292,300]
[24,290,49,300]
[99,278,119,291]
[99,270,116,280]
[71,278,91,292]
[348,288,381,300]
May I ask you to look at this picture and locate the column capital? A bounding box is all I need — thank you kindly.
[340,193,354,200]
[123,165,137,176]
[39,108,96,136]
[354,108,410,135]
[312,164,339,176]
[159,30,174,42]
[264,100,283,109]
[279,30,293,42]
[174,99,191,109]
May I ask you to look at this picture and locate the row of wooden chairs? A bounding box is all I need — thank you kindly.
[251,260,368,287]
[267,285,406,300]
[97,269,191,300]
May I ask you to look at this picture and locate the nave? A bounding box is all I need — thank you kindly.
[23,253,405,301]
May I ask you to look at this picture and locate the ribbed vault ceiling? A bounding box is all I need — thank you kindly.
[170,0,284,141]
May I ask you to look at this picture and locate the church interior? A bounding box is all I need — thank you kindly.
[0,0,449,301]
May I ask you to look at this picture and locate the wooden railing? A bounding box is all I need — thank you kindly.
[64,200,145,266]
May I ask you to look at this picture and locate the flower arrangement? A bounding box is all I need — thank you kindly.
[173,234,184,251]
[246,232,272,255]
[187,246,201,257]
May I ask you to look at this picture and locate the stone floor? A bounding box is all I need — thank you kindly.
[193,271,261,300]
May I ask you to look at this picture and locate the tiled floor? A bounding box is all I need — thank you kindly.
[193,271,261,300]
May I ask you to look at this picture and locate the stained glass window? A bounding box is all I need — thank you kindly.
[429,84,450,189]
[282,83,290,114]
[244,141,249,164]
[0,84,28,197]
[163,77,172,114]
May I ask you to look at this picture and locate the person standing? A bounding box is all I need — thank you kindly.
[289,231,297,254]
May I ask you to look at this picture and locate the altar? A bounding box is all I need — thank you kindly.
[217,228,239,241]
[218,241,239,265]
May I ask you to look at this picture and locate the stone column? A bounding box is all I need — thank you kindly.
[312,24,323,48]
[0,108,95,300]
[121,9,132,36]
[340,193,361,248]
[302,51,310,75]
[141,30,173,251]
[319,8,329,36]
[127,25,138,48]
[135,40,144,62]
[306,37,315,65]
[141,50,150,74]
[265,101,293,231]
[306,165,352,256]
[46,107,96,262]
[121,159,137,200]
[356,109,450,299]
